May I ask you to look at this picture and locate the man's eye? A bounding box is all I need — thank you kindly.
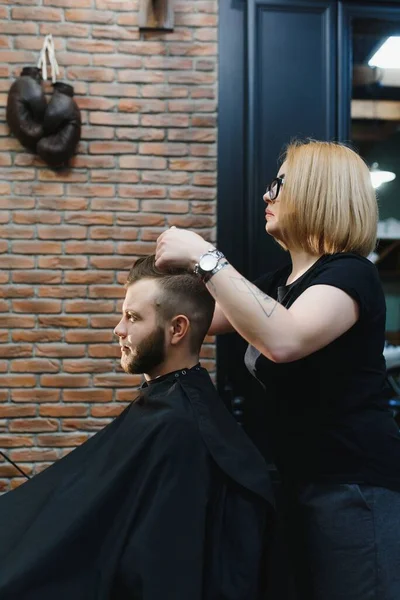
[127,314,136,322]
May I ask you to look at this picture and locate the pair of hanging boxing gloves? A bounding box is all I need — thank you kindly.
[6,66,81,168]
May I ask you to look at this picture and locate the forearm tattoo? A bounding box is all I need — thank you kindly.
[208,275,277,318]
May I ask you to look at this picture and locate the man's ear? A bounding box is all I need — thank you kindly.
[169,315,190,345]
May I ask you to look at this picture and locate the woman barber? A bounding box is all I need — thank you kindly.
[155,139,400,600]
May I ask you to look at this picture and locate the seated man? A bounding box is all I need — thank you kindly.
[0,255,273,600]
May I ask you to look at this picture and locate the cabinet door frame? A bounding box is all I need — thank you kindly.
[338,2,400,141]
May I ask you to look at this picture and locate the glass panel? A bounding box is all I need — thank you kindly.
[351,18,400,346]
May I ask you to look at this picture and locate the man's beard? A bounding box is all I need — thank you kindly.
[121,325,166,375]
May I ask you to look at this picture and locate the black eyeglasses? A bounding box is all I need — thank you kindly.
[265,176,285,202]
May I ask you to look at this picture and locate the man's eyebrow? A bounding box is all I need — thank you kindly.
[124,308,141,318]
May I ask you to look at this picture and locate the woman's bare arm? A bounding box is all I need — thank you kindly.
[208,302,235,336]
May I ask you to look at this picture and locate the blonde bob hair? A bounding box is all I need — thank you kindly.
[276,139,378,257]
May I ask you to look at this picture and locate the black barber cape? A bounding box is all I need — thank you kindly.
[0,365,273,600]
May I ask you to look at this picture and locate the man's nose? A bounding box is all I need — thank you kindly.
[114,320,125,338]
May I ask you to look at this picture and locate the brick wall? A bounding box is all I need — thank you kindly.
[0,0,218,493]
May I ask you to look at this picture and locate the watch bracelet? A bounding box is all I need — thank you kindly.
[203,260,230,283]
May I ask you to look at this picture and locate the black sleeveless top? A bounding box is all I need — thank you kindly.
[245,253,400,490]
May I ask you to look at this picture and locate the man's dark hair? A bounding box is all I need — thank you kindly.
[126,255,215,354]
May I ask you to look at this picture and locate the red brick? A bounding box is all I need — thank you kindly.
[118,99,165,113]
[141,200,189,214]
[64,298,115,313]
[14,182,64,196]
[0,198,31,211]
[0,53,37,70]
[64,271,114,284]
[39,23,90,37]
[36,344,86,358]
[115,213,165,226]
[65,330,113,343]
[91,404,125,418]
[120,39,167,54]
[40,375,90,388]
[193,173,217,185]
[168,128,215,142]
[9,419,59,433]
[12,330,62,343]
[38,256,88,269]
[169,42,217,56]
[12,271,61,284]
[168,215,215,228]
[141,171,190,185]
[0,226,33,239]
[39,405,88,417]
[170,187,215,200]
[38,170,88,182]
[14,36,65,51]
[13,300,61,314]
[1,256,35,269]
[0,315,35,328]
[0,154,12,167]
[13,211,61,225]
[0,184,12,196]
[116,13,137,26]
[91,170,140,184]
[38,285,86,298]
[10,448,59,461]
[37,433,89,447]
[169,158,216,170]
[37,197,89,211]
[115,127,165,141]
[90,226,138,240]
[64,9,115,24]
[63,389,113,403]
[66,184,115,197]
[0,375,36,388]
[88,285,124,299]
[0,345,32,358]
[62,418,110,432]
[93,374,141,387]
[38,315,88,328]
[64,241,114,255]
[12,241,62,254]
[117,242,156,255]
[70,156,116,169]
[11,7,62,20]
[118,70,165,83]
[90,315,120,328]
[90,198,139,211]
[63,359,114,373]
[92,25,139,40]
[89,112,139,126]
[88,345,120,358]
[0,405,36,419]
[192,87,216,99]
[44,0,92,7]
[191,144,217,157]
[81,126,114,140]
[89,142,137,154]
[89,82,138,97]
[1,23,38,35]
[11,389,60,403]
[141,85,188,99]
[119,156,166,169]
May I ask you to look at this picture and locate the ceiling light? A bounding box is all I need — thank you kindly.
[369,37,400,69]
[370,163,396,189]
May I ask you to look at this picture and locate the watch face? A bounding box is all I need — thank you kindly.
[199,254,218,271]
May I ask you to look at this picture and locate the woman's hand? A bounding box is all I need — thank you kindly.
[155,227,212,271]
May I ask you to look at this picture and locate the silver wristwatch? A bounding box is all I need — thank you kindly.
[194,248,225,282]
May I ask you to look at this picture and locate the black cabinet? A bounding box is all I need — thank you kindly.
[218,0,400,447]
